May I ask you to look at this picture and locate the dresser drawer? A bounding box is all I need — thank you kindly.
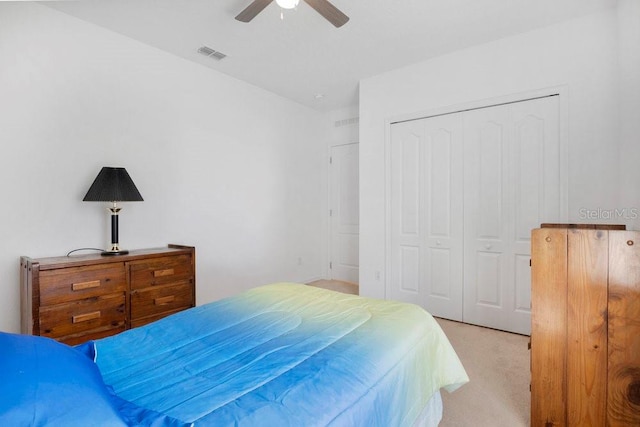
[129,254,193,290]
[39,264,126,305]
[39,293,126,339]
[130,282,194,321]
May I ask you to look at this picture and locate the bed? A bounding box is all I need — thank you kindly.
[1,282,468,426]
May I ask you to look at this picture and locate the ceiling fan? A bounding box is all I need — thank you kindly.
[236,0,349,28]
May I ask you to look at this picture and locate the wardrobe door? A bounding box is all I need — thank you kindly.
[463,96,560,334]
[389,114,464,320]
[462,103,512,331]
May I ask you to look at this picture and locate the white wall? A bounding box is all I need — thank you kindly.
[326,106,360,148]
[0,3,327,333]
[618,0,640,230]
[359,8,625,298]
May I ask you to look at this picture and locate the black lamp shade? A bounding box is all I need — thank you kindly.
[83,167,143,202]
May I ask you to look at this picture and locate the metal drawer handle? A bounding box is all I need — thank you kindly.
[73,311,101,323]
[155,295,175,305]
[153,268,175,278]
[72,280,101,291]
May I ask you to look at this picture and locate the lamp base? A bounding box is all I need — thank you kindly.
[101,249,129,256]
[102,240,128,256]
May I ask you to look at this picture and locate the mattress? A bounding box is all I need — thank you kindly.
[92,283,468,426]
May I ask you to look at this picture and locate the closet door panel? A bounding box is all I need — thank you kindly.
[514,254,533,313]
[429,247,453,298]
[401,133,420,235]
[513,97,561,225]
[463,104,511,330]
[389,115,463,320]
[511,96,561,333]
[464,96,560,334]
[477,121,504,239]
[399,245,420,294]
[423,115,464,320]
[515,115,544,238]
[423,114,463,320]
[429,129,453,235]
[390,122,423,304]
[475,252,502,307]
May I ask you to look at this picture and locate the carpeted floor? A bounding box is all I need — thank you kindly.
[307,279,359,295]
[436,318,530,426]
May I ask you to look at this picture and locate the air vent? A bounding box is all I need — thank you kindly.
[197,46,227,61]
[334,117,359,127]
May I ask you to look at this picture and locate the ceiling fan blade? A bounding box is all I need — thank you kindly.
[303,0,349,28]
[235,0,273,23]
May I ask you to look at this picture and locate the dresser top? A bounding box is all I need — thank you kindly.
[21,245,194,270]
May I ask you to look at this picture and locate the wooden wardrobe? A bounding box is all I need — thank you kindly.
[531,225,640,426]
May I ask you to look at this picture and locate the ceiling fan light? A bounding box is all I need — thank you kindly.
[275,0,299,10]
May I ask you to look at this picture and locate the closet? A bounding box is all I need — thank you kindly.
[388,95,561,334]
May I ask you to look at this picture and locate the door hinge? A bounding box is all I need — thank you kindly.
[329,261,333,269]
[329,156,333,164]
[329,209,333,217]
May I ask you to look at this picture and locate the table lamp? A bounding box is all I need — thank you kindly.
[83,167,144,256]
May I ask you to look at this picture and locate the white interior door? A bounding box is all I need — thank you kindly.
[329,143,359,284]
[463,96,560,335]
[389,115,464,320]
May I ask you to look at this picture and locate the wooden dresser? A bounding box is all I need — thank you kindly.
[20,244,195,345]
[531,225,640,426]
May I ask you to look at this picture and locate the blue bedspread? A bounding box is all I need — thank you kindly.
[93,283,468,426]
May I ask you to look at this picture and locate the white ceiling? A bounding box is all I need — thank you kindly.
[43,0,617,111]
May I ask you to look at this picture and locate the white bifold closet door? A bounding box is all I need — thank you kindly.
[389,95,560,335]
[389,113,464,321]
